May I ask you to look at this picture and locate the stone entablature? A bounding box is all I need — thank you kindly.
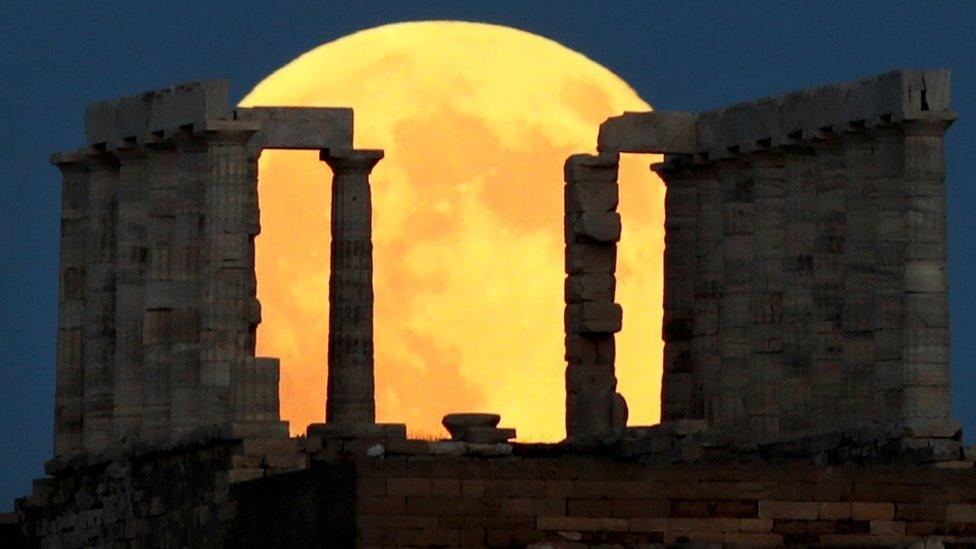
[565,70,958,450]
[48,81,378,467]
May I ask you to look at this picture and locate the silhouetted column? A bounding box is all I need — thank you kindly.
[656,159,700,421]
[83,151,120,454]
[901,118,953,421]
[200,129,261,427]
[142,142,179,444]
[51,151,89,456]
[692,166,722,426]
[716,158,751,442]
[780,148,816,434]
[169,134,208,438]
[563,152,623,440]
[840,132,878,425]
[112,144,148,446]
[872,127,907,422]
[811,138,846,431]
[747,153,785,442]
[321,149,384,424]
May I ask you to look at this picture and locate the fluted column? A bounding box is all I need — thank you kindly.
[811,138,846,432]
[82,151,120,454]
[111,144,149,446]
[657,160,700,422]
[901,118,953,421]
[321,149,384,424]
[169,134,208,438]
[692,166,722,427]
[780,148,816,435]
[747,153,785,442]
[142,143,179,444]
[200,129,260,427]
[51,152,89,456]
[716,158,751,442]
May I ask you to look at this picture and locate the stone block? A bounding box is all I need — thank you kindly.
[236,107,353,150]
[758,500,818,520]
[597,111,698,153]
[565,302,623,334]
[946,504,976,523]
[565,244,616,274]
[565,181,618,213]
[851,502,895,521]
[565,273,615,303]
[564,152,619,183]
[565,334,615,365]
[568,211,621,243]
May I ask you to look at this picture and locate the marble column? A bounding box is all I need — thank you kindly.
[200,129,260,427]
[780,148,816,435]
[871,127,907,422]
[142,143,179,444]
[111,144,149,446]
[657,160,700,422]
[169,134,208,438]
[692,166,722,427]
[82,151,120,454]
[840,132,879,425]
[747,152,785,442]
[321,149,384,424]
[51,152,89,456]
[901,118,953,421]
[811,138,846,432]
[716,158,752,442]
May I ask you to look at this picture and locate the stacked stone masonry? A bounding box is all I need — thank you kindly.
[17,69,968,547]
[49,80,356,462]
[573,69,958,447]
[14,445,976,547]
[563,153,627,439]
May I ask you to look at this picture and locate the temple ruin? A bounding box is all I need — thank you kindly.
[8,69,976,547]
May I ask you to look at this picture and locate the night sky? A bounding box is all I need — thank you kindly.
[2,1,974,509]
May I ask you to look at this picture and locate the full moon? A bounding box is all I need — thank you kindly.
[239,21,665,441]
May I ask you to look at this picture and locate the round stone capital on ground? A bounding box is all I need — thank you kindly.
[320,148,384,174]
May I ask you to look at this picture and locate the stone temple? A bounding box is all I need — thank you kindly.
[5,70,974,547]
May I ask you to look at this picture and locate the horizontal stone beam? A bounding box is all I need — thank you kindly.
[696,69,954,159]
[597,111,697,154]
[85,80,231,145]
[237,107,354,151]
[597,70,954,161]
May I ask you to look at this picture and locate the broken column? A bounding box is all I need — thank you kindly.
[563,152,625,440]
[321,149,384,425]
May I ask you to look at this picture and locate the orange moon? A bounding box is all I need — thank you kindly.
[239,21,665,441]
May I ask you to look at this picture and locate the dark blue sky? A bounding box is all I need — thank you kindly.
[2,2,974,509]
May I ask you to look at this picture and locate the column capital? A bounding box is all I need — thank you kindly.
[320,148,384,174]
[900,116,955,137]
[49,150,90,173]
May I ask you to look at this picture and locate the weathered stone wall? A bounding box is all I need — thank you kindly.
[579,69,957,447]
[49,81,354,460]
[17,443,976,547]
[355,455,976,547]
[15,437,302,548]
